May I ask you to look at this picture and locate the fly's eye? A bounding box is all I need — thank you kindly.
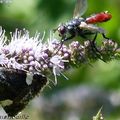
[58,25,66,35]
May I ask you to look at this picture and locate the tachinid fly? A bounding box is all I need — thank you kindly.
[54,0,112,48]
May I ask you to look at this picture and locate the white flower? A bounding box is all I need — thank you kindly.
[50,55,68,85]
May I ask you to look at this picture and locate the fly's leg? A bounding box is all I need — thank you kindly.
[54,37,64,54]
[91,33,106,61]
[77,28,103,60]
[102,33,109,39]
[93,33,109,62]
[54,34,76,54]
[92,33,102,57]
[91,33,99,53]
[90,33,101,58]
[92,32,110,57]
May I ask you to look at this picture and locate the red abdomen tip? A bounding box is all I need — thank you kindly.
[86,12,112,24]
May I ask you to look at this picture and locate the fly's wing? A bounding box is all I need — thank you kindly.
[80,22,105,34]
[73,0,88,18]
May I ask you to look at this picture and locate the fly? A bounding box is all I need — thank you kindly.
[54,0,112,57]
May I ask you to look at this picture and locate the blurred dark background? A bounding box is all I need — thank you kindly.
[0,0,120,120]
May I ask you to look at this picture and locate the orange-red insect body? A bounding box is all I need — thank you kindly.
[86,12,112,24]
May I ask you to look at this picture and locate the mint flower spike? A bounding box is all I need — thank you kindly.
[0,28,66,84]
[0,27,119,85]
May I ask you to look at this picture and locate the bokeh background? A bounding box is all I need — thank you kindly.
[0,0,120,120]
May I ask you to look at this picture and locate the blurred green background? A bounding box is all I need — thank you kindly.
[0,0,120,120]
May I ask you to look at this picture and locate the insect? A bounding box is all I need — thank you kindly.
[0,67,47,117]
[54,0,112,56]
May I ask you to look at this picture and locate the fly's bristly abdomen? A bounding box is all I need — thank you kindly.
[86,11,112,24]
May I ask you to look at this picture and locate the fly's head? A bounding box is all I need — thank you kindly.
[57,25,67,38]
